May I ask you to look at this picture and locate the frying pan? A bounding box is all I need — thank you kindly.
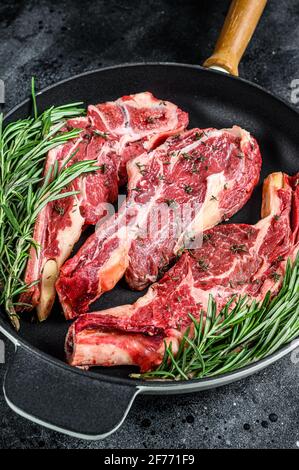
[1,0,299,439]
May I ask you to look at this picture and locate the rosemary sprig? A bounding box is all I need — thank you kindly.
[135,255,299,381]
[0,83,96,329]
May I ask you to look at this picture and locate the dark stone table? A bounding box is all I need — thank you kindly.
[0,0,298,449]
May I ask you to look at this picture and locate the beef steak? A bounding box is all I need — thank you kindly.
[65,172,299,372]
[57,126,261,319]
[20,92,188,320]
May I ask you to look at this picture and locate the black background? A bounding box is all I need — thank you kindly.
[0,0,299,449]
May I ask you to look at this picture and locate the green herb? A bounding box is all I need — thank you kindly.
[194,131,208,141]
[184,185,193,194]
[194,132,203,140]
[0,81,96,328]
[181,153,192,161]
[146,116,156,124]
[165,199,176,207]
[31,77,38,119]
[271,272,281,282]
[210,195,218,201]
[134,256,299,380]
[198,259,209,271]
[135,162,147,175]
[53,205,65,215]
[230,244,248,254]
[93,130,108,139]
[99,163,107,174]
[176,246,185,258]
[203,234,212,242]
[274,215,280,221]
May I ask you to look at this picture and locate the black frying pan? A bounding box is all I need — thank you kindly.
[1,1,299,439]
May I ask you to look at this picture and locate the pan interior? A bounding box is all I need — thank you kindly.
[2,64,299,381]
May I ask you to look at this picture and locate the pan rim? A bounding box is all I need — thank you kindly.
[1,61,299,391]
[4,61,299,121]
[1,320,299,391]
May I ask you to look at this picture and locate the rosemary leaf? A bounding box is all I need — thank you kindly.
[0,85,94,328]
[135,254,299,381]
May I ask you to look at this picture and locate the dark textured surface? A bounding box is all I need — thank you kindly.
[0,0,299,449]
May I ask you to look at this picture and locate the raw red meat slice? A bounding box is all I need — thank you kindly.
[65,173,299,372]
[57,126,261,319]
[20,93,188,320]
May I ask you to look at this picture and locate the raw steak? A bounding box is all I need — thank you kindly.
[57,126,261,319]
[65,173,299,372]
[20,92,188,320]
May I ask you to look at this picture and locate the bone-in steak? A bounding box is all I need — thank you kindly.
[65,173,299,372]
[57,126,261,319]
[20,92,188,320]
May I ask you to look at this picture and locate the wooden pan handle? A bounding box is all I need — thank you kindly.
[203,0,267,76]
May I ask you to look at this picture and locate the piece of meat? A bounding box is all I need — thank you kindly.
[65,172,299,372]
[20,92,188,320]
[57,126,262,319]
